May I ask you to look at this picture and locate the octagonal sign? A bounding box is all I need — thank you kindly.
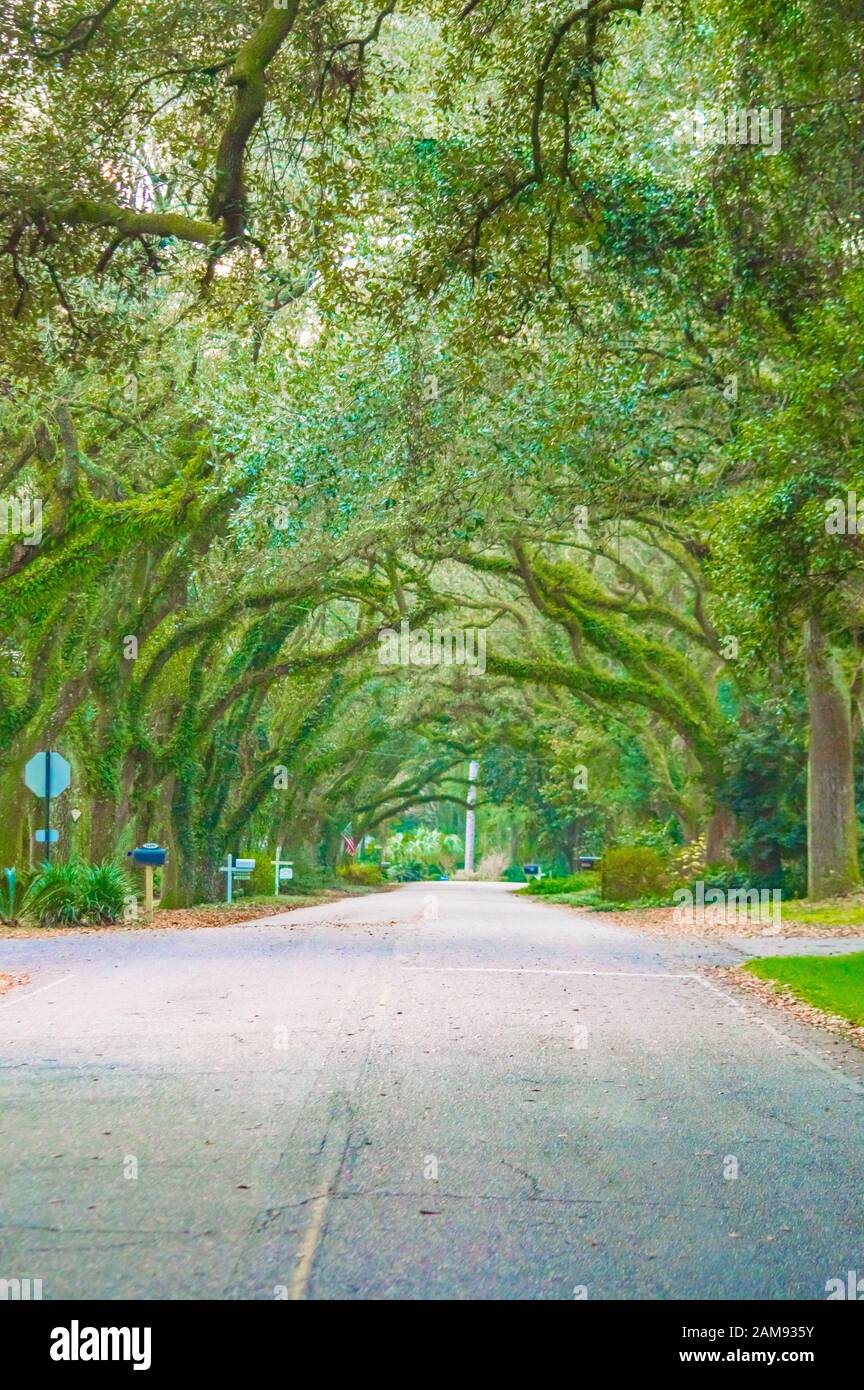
[24,751,71,799]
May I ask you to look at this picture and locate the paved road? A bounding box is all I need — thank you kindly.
[1,883,862,1300]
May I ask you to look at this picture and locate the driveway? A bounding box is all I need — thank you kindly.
[1,882,861,1299]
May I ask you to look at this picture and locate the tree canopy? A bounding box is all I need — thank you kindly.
[1,0,862,901]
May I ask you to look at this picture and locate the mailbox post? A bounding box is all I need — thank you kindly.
[127,844,167,912]
[271,845,293,895]
[219,853,255,904]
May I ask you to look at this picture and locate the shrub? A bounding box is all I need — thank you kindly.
[689,861,803,896]
[290,869,331,893]
[550,889,605,908]
[384,828,462,873]
[336,861,384,886]
[625,820,682,852]
[502,862,527,883]
[24,859,132,926]
[674,835,708,881]
[696,863,752,893]
[546,853,571,877]
[0,866,32,925]
[245,856,275,897]
[601,847,669,902]
[78,861,132,922]
[477,850,508,880]
[271,845,329,895]
[26,861,85,925]
[780,863,807,898]
[524,872,599,895]
[389,859,426,882]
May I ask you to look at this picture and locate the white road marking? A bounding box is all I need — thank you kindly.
[0,974,74,1008]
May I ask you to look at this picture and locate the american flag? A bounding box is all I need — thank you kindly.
[341,828,357,856]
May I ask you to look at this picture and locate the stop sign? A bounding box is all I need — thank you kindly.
[24,751,71,798]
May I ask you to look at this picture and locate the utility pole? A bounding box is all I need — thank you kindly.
[464,759,478,874]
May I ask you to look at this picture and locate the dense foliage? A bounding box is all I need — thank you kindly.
[1,1,862,903]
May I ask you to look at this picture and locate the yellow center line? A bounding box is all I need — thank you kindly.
[288,1185,334,1300]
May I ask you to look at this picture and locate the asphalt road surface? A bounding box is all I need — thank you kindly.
[1,883,862,1300]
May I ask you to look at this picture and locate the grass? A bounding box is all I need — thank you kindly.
[781,897,864,927]
[744,951,864,1027]
[516,871,600,896]
[517,872,674,912]
[533,889,605,908]
[521,890,674,911]
[527,882,864,925]
[516,870,682,911]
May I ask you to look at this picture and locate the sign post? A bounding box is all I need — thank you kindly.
[271,845,293,895]
[43,753,49,860]
[219,854,255,904]
[24,751,71,864]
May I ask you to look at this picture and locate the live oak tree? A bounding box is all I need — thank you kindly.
[1,0,862,898]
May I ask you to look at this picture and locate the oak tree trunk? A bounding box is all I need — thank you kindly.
[805,618,861,898]
[705,803,737,864]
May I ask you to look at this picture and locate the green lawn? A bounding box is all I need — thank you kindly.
[743,951,864,1026]
[781,898,864,928]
